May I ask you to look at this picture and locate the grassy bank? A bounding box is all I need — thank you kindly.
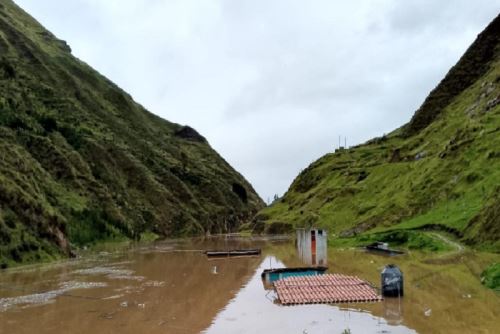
[481,263,500,290]
[0,231,159,270]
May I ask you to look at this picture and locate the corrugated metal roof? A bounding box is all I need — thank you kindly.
[274,274,382,305]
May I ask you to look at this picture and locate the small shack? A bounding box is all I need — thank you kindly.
[296,228,327,266]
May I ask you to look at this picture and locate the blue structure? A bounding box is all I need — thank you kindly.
[261,267,327,286]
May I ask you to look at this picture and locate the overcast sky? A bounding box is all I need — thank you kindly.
[15,0,499,202]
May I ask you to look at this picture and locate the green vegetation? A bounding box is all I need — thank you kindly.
[139,231,160,242]
[405,14,500,135]
[481,263,500,290]
[259,15,500,252]
[0,0,263,266]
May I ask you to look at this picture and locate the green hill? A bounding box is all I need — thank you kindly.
[258,14,500,251]
[0,0,263,267]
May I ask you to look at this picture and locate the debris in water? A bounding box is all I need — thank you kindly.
[74,266,133,276]
[73,266,144,281]
[205,249,261,257]
[142,280,165,287]
[115,286,144,294]
[424,309,432,317]
[100,312,115,320]
[107,261,134,266]
[103,294,124,300]
[111,274,145,281]
[0,281,107,312]
[59,281,108,290]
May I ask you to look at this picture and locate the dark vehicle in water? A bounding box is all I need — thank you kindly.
[365,242,405,255]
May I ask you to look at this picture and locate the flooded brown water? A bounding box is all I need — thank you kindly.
[0,236,499,334]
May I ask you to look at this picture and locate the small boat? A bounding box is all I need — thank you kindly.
[364,242,404,255]
[261,266,328,286]
[205,249,261,257]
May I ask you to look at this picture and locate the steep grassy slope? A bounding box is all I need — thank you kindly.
[0,0,263,266]
[259,15,500,251]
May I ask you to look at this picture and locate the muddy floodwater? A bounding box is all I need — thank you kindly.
[0,236,499,334]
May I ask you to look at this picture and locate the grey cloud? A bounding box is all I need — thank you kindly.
[14,0,500,201]
[386,0,498,34]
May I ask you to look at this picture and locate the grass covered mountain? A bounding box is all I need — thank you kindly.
[0,0,263,266]
[258,14,500,251]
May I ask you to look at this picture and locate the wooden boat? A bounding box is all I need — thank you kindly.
[364,242,405,255]
[261,266,328,285]
[205,248,261,257]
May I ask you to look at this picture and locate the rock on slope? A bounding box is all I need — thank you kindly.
[0,0,263,266]
[259,14,500,250]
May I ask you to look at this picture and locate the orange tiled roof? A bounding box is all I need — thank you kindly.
[274,273,382,305]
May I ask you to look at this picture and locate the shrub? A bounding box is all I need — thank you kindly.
[481,263,500,290]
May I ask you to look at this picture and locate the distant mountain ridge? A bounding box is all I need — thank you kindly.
[405,14,500,136]
[0,0,263,266]
[259,14,500,251]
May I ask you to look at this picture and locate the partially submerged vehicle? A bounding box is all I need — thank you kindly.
[365,242,405,255]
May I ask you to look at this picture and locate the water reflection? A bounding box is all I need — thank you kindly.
[0,236,499,334]
[383,297,404,326]
[0,237,263,334]
[205,257,415,334]
[296,228,328,266]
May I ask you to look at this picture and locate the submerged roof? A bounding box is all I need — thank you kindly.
[274,274,382,305]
